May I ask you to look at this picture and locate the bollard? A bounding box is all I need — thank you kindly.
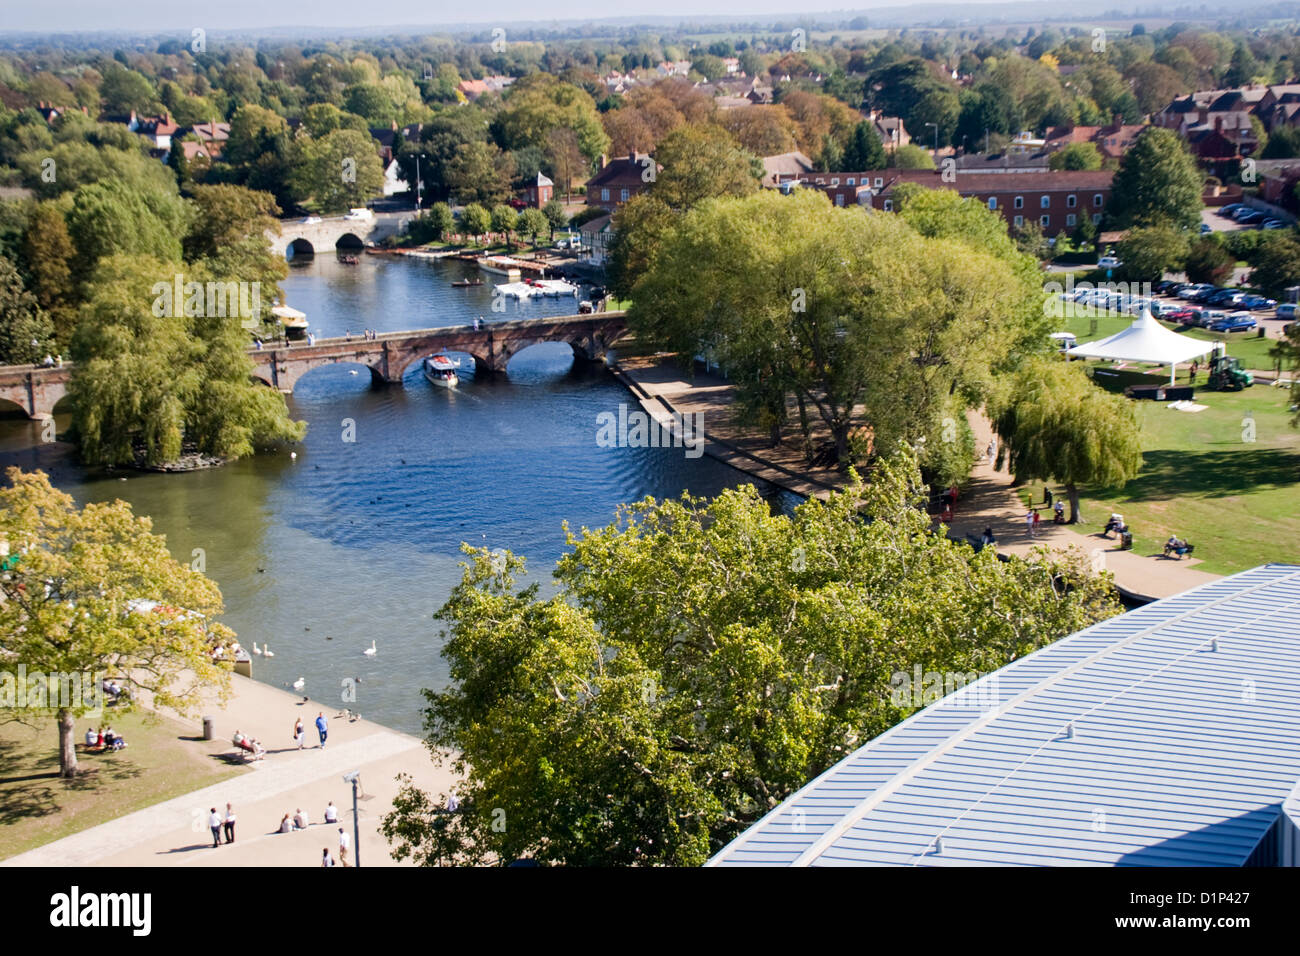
[202,716,214,741]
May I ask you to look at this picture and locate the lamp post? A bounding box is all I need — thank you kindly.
[926,122,939,158]
[342,771,361,867]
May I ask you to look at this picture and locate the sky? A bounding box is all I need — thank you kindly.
[0,0,1008,34]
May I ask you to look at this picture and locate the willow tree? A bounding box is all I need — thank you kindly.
[0,469,234,777]
[383,445,1120,866]
[630,188,1042,468]
[992,359,1144,522]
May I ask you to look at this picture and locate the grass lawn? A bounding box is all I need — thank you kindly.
[1037,372,1300,574]
[0,707,246,859]
[1059,307,1284,372]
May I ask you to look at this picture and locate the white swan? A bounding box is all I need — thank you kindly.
[292,677,305,692]
[263,645,274,658]
[252,642,262,656]
[363,640,377,658]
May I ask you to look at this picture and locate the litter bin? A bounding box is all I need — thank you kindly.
[202,716,214,741]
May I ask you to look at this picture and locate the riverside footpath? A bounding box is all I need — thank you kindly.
[616,355,1220,604]
[2,675,456,868]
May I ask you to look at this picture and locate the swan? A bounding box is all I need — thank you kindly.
[252,642,262,656]
[363,640,377,658]
[263,644,275,658]
[292,677,305,692]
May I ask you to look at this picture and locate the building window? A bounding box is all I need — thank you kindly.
[815,178,824,184]
[883,199,893,211]
[1040,195,1051,209]
[1040,214,1050,228]
[1093,193,1103,207]
[846,177,855,185]
[1014,195,1024,209]
[1067,194,1077,208]
[620,188,629,202]
[1014,215,1023,227]
[835,193,845,206]
[874,177,883,188]
[1092,213,1102,225]
[831,177,839,186]
[987,197,997,210]
[1067,214,1077,226]
[601,188,609,202]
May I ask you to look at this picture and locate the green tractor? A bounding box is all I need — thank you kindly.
[1206,354,1253,391]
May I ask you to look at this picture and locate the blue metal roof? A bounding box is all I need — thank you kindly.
[709,564,1300,867]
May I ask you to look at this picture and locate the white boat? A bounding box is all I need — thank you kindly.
[478,255,525,277]
[423,354,459,388]
[495,281,537,299]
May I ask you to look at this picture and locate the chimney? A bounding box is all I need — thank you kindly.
[600,154,607,169]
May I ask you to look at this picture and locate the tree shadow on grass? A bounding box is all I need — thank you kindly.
[1104,447,1300,501]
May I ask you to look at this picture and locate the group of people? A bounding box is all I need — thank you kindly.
[84,726,126,751]
[292,713,330,750]
[271,801,350,865]
[209,803,236,847]
[232,730,265,760]
[101,677,128,702]
[1164,534,1193,558]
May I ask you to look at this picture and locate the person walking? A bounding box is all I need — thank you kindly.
[293,717,304,750]
[321,848,335,867]
[223,803,236,844]
[315,712,328,749]
[1032,509,1041,535]
[209,807,223,848]
[338,827,350,866]
[1025,508,1036,538]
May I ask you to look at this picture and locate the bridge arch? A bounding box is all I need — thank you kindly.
[286,359,388,391]
[286,238,315,259]
[335,233,364,250]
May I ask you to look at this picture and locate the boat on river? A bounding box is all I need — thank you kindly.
[451,278,484,287]
[423,353,459,388]
[477,255,525,277]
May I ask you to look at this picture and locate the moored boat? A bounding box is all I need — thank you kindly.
[423,353,459,388]
[477,255,525,277]
[451,278,484,287]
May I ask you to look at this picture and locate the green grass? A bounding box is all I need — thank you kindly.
[0,707,245,859]
[1058,376,1300,574]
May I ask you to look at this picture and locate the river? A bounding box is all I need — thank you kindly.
[0,254,797,734]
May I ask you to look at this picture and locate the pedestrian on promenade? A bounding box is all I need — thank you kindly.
[1032,509,1041,535]
[224,803,236,844]
[338,827,350,866]
[324,801,338,824]
[279,813,293,834]
[321,848,335,867]
[294,717,304,750]
[209,807,223,848]
[315,712,328,749]
[1026,508,1036,538]
[294,807,309,830]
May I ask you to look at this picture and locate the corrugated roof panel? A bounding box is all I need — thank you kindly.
[710,564,1300,866]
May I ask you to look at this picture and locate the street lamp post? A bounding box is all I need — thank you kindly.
[926,122,939,158]
[342,771,361,867]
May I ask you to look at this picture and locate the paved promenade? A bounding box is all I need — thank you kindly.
[3,675,456,868]
[617,356,1221,603]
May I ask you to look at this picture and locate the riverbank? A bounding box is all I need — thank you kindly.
[614,353,1223,603]
[1,673,457,867]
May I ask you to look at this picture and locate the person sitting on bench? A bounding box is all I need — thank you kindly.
[1102,514,1127,538]
[1053,500,1066,524]
[980,527,996,547]
[1164,535,1193,558]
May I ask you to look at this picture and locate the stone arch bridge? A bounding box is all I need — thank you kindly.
[0,314,628,419]
[250,312,628,391]
[267,214,406,258]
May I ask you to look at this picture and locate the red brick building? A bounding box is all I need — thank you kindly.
[862,169,1114,234]
[585,151,656,211]
[521,171,553,208]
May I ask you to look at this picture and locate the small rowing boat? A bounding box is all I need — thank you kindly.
[451,279,484,287]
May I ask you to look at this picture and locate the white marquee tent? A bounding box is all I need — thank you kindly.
[1067,308,1218,384]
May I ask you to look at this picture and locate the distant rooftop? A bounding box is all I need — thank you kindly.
[710,564,1300,867]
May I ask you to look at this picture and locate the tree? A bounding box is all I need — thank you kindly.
[223,105,295,211]
[98,64,157,114]
[1106,127,1203,231]
[841,120,887,170]
[20,203,76,346]
[1116,224,1190,282]
[518,207,549,246]
[63,181,189,277]
[993,359,1144,523]
[650,124,759,210]
[0,257,54,365]
[461,203,491,244]
[542,199,568,235]
[890,143,936,169]
[182,184,287,295]
[1049,142,1103,171]
[492,74,610,167]
[444,141,513,206]
[1248,234,1300,298]
[381,444,1120,866]
[289,129,385,214]
[544,126,588,202]
[1183,237,1235,285]
[0,469,234,777]
[491,204,519,247]
[1261,126,1300,160]
[424,202,456,242]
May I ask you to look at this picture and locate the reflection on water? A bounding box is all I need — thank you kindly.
[0,257,797,733]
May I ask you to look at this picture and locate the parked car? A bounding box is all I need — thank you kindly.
[1219,203,1246,217]
[1199,222,1213,235]
[1233,207,1259,221]
[301,215,322,224]
[1263,219,1288,230]
[1097,255,1121,269]
[1189,287,1222,303]
[1239,211,1267,225]
[1240,294,1278,310]
[1191,309,1227,327]
[1210,312,1257,332]
[1207,289,1246,307]
[1276,303,1299,320]
[1162,307,1197,323]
